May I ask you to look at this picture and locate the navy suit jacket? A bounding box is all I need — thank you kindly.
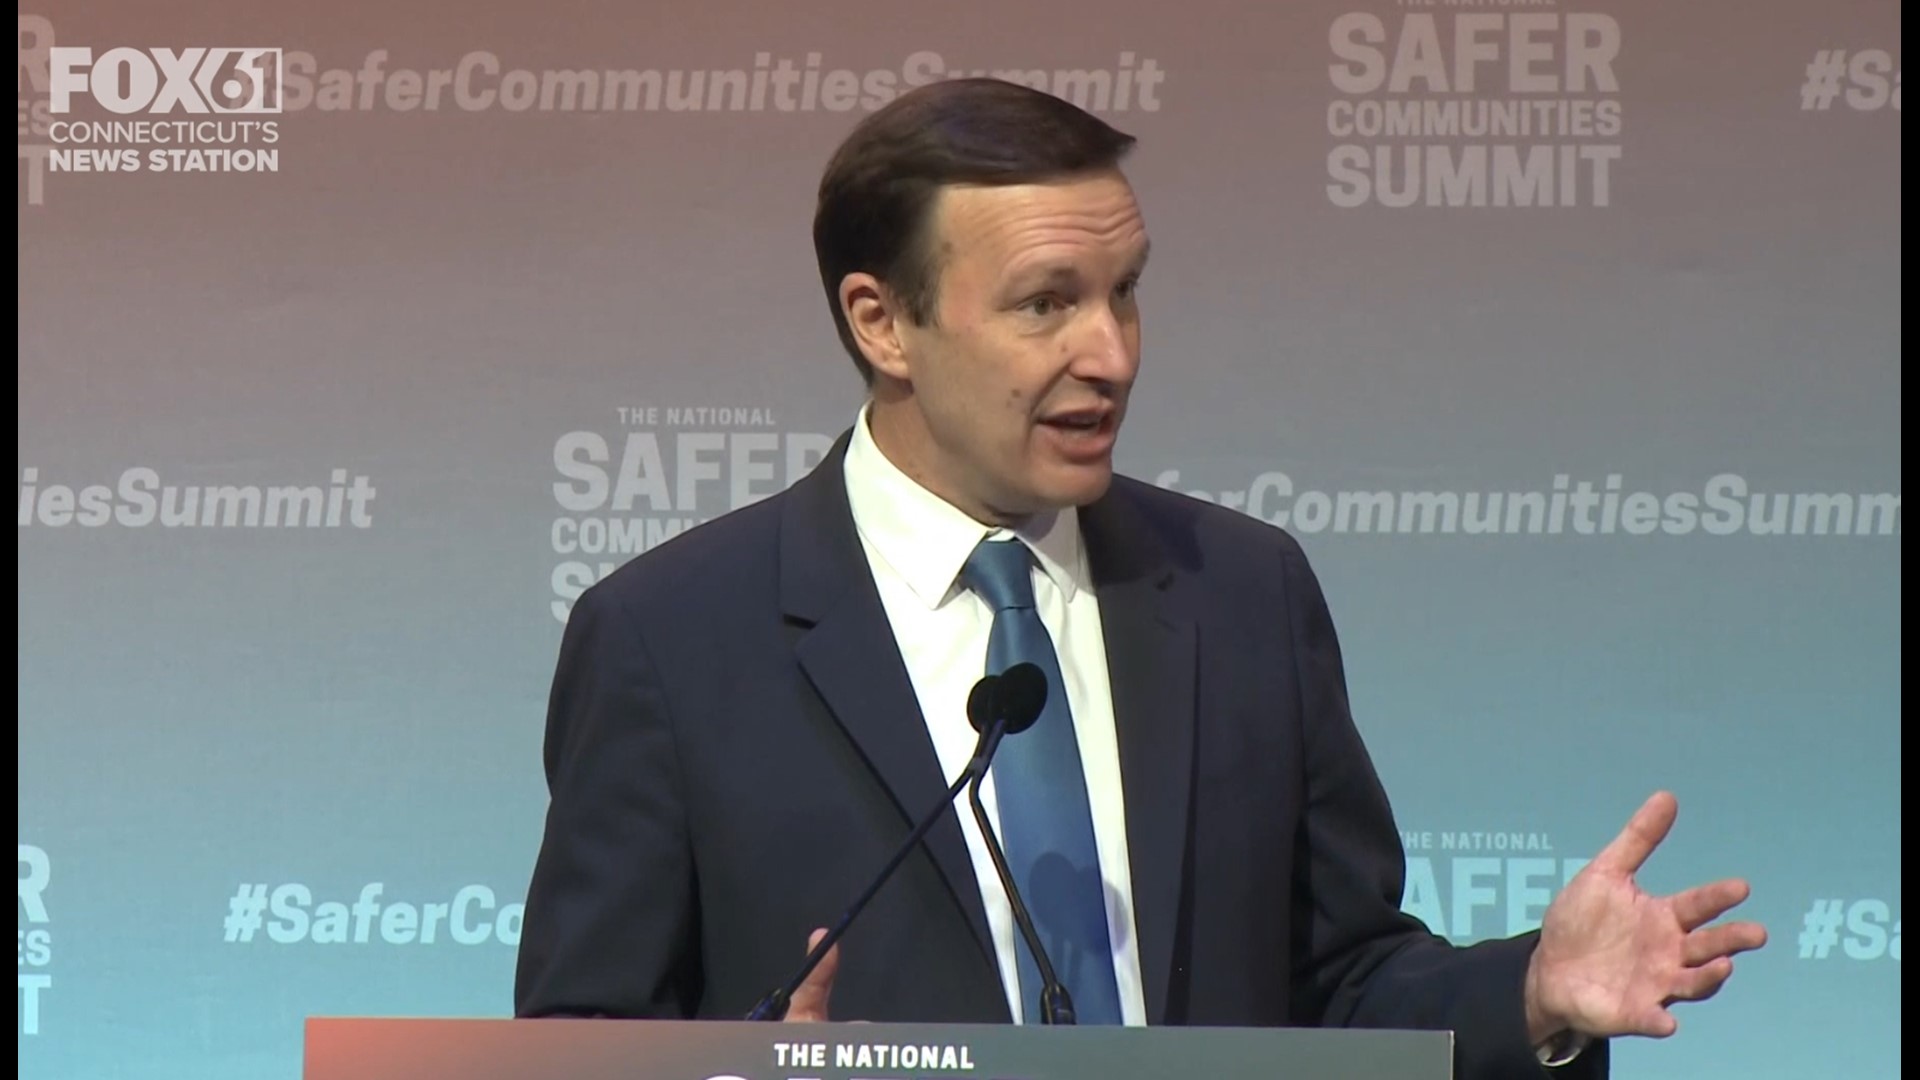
[514,433,1608,1080]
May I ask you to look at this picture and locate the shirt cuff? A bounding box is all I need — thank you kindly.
[1535,1030,1592,1067]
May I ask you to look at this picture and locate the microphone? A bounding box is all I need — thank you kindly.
[963,663,1078,1026]
[744,669,1034,1021]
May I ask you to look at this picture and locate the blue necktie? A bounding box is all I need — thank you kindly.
[962,537,1123,1025]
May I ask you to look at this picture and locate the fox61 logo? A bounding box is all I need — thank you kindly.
[48,47,282,114]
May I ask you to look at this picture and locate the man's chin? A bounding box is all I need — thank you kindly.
[982,464,1116,522]
[1042,466,1117,509]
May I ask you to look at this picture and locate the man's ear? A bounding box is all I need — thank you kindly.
[841,273,912,382]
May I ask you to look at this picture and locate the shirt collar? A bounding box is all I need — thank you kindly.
[842,402,1085,610]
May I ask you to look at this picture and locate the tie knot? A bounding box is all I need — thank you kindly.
[962,538,1037,612]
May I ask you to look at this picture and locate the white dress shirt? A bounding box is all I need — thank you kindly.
[841,404,1148,1026]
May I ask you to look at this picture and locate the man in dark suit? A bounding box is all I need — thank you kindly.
[514,79,1766,1078]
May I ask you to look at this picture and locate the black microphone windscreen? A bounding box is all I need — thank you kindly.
[995,662,1049,733]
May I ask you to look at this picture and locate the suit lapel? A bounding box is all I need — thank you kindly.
[779,434,1000,991]
[1081,487,1197,1027]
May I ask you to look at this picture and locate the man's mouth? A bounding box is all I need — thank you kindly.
[1039,408,1111,432]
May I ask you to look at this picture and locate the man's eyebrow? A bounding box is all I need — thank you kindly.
[1007,243,1152,289]
[1010,264,1082,288]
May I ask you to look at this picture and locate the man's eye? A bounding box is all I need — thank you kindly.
[1025,296,1059,316]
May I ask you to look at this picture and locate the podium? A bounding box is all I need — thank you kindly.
[305,1017,1452,1079]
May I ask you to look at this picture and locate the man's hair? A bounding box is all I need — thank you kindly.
[812,78,1137,384]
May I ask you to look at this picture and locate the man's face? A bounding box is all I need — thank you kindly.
[872,169,1149,524]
